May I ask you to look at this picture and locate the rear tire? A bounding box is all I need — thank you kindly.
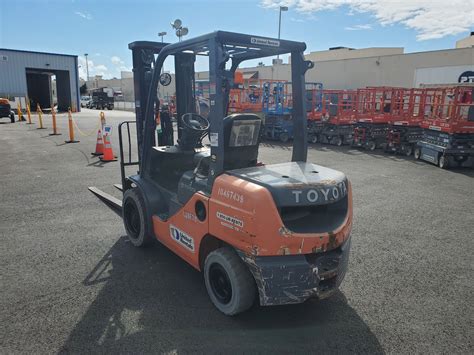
[404,145,413,157]
[10,113,15,123]
[309,135,318,144]
[414,147,421,160]
[333,136,343,146]
[204,247,256,316]
[367,141,376,151]
[123,188,153,247]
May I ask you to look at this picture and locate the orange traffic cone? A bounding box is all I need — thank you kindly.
[99,134,117,162]
[91,129,104,156]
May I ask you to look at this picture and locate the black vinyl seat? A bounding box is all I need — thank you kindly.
[222,113,261,170]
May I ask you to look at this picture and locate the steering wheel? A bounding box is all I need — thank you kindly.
[181,113,209,132]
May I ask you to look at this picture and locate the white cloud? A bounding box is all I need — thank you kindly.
[261,0,474,40]
[78,56,109,79]
[345,24,372,31]
[291,17,305,22]
[111,56,124,66]
[74,11,92,20]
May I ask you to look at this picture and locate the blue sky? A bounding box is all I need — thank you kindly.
[1,0,472,79]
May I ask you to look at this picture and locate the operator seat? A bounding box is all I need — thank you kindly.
[222,113,262,170]
[177,113,261,205]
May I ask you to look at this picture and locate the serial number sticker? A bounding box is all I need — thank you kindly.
[170,225,195,252]
[217,187,244,204]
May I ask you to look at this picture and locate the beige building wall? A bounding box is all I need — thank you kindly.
[301,47,403,62]
[456,34,474,48]
[240,47,474,89]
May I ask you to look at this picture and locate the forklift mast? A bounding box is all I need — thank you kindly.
[135,32,312,186]
[128,42,198,168]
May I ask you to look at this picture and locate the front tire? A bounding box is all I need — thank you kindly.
[123,188,153,247]
[204,247,256,316]
[438,154,449,169]
[414,147,421,160]
[367,141,376,151]
[10,112,15,123]
[279,132,289,143]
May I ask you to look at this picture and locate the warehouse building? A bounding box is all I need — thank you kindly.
[196,33,474,89]
[80,34,473,110]
[0,49,80,111]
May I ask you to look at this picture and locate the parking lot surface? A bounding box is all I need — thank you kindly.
[1,109,473,353]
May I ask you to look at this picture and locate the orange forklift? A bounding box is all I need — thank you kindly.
[90,31,353,315]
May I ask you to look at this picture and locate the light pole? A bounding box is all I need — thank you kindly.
[277,6,288,60]
[84,53,89,82]
[171,19,188,42]
[158,31,167,43]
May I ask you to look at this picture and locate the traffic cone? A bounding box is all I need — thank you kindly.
[91,129,104,156]
[99,134,117,162]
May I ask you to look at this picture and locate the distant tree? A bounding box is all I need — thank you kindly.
[80,83,88,95]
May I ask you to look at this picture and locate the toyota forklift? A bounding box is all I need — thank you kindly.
[90,31,353,315]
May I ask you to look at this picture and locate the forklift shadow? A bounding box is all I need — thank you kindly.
[60,236,383,353]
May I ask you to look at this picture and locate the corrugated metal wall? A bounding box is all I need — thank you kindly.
[0,49,80,110]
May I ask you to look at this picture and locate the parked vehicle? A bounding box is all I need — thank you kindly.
[0,98,15,123]
[90,31,353,316]
[89,92,114,110]
[80,95,91,108]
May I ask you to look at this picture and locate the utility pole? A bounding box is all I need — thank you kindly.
[277,6,288,60]
[84,53,89,82]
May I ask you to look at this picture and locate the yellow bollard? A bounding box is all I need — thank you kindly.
[26,102,33,124]
[100,111,106,130]
[17,102,24,122]
[65,108,80,143]
[37,104,46,129]
[49,106,61,136]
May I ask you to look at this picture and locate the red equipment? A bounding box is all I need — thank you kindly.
[311,90,357,145]
[420,86,474,134]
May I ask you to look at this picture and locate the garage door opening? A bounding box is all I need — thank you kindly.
[26,68,72,112]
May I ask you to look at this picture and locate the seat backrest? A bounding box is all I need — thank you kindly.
[222,113,261,170]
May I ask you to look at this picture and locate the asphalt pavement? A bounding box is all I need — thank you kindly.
[1,109,473,353]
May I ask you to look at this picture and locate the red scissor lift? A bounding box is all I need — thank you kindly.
[228,75,264,114]
[352,87,394,151]
[385,88,424,156]
[312,89,357,145]
[414,86,474,168]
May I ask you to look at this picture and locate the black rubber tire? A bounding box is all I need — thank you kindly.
[404,145,413,157]
[10,113,15,123]
[309,135,318,144]
[367,141,376,151]
[414,147,421,160]
[333,136,343,146]
[279,133,289,143]
[204,247,256,316]
[122,188,153,247]
[438,154,449,169]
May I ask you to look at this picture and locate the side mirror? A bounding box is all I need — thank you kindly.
[159,73,172,86]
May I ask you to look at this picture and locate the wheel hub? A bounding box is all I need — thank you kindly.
[209,263,232,304]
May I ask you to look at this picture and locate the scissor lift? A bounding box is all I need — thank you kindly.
[352,87,394,151]
[312,90,357,146]
[415,86,474,168]
[385,88,424,156]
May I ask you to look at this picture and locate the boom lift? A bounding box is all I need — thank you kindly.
[90,31,353,315]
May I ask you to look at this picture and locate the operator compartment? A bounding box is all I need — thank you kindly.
[229,162,349,234]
